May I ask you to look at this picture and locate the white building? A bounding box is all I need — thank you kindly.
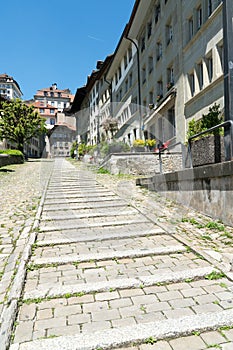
[0,73,23,100]
[34,83,74,112]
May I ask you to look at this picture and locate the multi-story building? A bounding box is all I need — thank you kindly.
[0,73,23,100]
[34,83,74,112]
[30,101,58,128]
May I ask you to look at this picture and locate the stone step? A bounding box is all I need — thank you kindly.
[36,222,158,242]
[32,234,180,260]
[10,308,233,350]
[23,265,214,300]
[36,227,165,246]
[42,200,127,212]
[45,190,115,199]
[30,244,186,266]
[41,209,138,221]
[39,218,151,232]
[43,195,120,205]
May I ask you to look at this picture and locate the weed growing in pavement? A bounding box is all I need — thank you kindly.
[140,304,146,312]
[219,282,228,288]
[206,344,222,349]
[213,300,220,305]
[144,336,157,345]
[97,167,110,174]
[192,331,200,336]
[205,271,226,280]
[206,221,225,231]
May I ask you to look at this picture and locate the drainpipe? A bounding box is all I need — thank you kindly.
[223,0,233,160]
[125,36,143,139]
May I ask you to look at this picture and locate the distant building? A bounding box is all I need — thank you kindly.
[34,83,74,112]
[0,73,23,100]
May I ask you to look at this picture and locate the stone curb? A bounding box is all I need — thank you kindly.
[30,245,186,266]
[0,162,54,350]
[10,309,233,350]
[23,266,214,300]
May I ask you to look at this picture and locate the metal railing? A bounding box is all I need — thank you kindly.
[188,120,233,167]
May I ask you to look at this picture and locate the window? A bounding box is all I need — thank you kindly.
[147,21,152,39]
[148,56,153,73]
[217,43,224,71]
[50,118,55,125]
[206,55,213,82]
[39,108,45,114]
[142,66,146,84]
[141,35,145,52]
[155,2,161,24]
[50,92,54,97]
[189,72,195,96]
[128,46,132,61]
[197,5,202,30]
[208,0,213,16]
[188,17,194,40]
[166,23,173,45]
[125,79,128,93]
[157,80,163,96]
[44,91,47,96]
[166,107,176,139]
[118,66,122,80]
[124,54,128,69]
[129,73,133,87]
[156,41,162,61]
[119,89,122,101]
[197,62,204,89]
[57,92,61,97]
[115,72,118,85]
[167,67,174,89]
[149,91,154,105]
[50,109,55,114]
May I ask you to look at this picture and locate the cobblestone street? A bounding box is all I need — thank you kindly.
[1,158,233,350]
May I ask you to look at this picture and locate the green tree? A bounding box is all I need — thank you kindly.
[0,99,46,153]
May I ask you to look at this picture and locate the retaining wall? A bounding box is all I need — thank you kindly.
[100,152,183,176]
[136,161,233,226]
[0,154,24,167]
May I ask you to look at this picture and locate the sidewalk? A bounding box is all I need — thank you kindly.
[1,158,233,350]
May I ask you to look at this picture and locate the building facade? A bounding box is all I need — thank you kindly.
[70,0,224,154]
[34,83,74,112]
[0,74,23,100]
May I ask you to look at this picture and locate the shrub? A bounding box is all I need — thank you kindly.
[187,103,223,139]
[133,139,145,147]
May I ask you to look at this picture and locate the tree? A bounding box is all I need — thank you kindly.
[102,117,118,139]
[0,99,47,153]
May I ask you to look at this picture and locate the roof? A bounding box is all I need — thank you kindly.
[0,73,23,95]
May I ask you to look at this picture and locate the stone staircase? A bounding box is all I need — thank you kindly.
[9,159,233,350]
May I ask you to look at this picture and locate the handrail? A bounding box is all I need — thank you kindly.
[188,120,233,141]
[188,120,233,167]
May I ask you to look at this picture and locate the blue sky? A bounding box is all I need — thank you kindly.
[1,0,135,100]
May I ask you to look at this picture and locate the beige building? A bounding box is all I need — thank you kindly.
[71,0,224,151]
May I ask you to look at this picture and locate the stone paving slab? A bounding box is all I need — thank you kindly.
[10,309,233,350]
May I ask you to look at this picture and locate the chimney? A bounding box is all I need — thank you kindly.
[52,83,57,90]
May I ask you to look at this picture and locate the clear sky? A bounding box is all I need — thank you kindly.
[1,0,135,100]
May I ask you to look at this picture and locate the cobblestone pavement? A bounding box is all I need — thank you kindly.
[0,158,233,350]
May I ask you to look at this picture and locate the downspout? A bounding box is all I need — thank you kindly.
[124,36,143,139]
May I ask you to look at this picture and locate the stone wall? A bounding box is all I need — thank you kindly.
[0,154,24,167]
[100,152,183,176]
[136,161,233,226]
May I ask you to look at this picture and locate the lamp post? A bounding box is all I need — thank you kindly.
[223,0,233,160]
